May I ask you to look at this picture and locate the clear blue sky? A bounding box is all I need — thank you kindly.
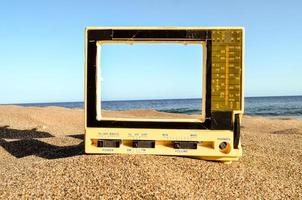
[0,0,301,103]
[101,43,203,101]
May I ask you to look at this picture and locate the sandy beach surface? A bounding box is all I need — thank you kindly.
[102,109,201,119]
[0,106,301,199]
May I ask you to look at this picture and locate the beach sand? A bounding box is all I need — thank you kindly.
[0,105,301,199]
[102,109,201,119]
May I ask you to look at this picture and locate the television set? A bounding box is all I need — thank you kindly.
[84,27,244,163]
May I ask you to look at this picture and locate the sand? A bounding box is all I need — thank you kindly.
[102,109,201,120]
[0,105,301,199]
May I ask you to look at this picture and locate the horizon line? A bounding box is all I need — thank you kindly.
[1,94,302,105]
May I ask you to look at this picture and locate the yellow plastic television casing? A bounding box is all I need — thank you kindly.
[84,27,244,163]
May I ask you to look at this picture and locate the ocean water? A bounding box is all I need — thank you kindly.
[14,96,302,117]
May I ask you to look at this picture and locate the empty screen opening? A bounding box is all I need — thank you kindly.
[97,43,204,122]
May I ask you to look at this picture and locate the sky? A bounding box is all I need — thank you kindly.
[0,0,302,103]
[100,43,203,101]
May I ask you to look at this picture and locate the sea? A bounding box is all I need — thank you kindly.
[14,96,302,118]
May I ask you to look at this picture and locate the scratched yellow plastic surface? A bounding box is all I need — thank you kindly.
[85,127,242,162]
[211,30,242,111]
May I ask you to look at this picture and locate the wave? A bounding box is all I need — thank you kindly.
[246,110,302,116]
[158,108,201,115]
